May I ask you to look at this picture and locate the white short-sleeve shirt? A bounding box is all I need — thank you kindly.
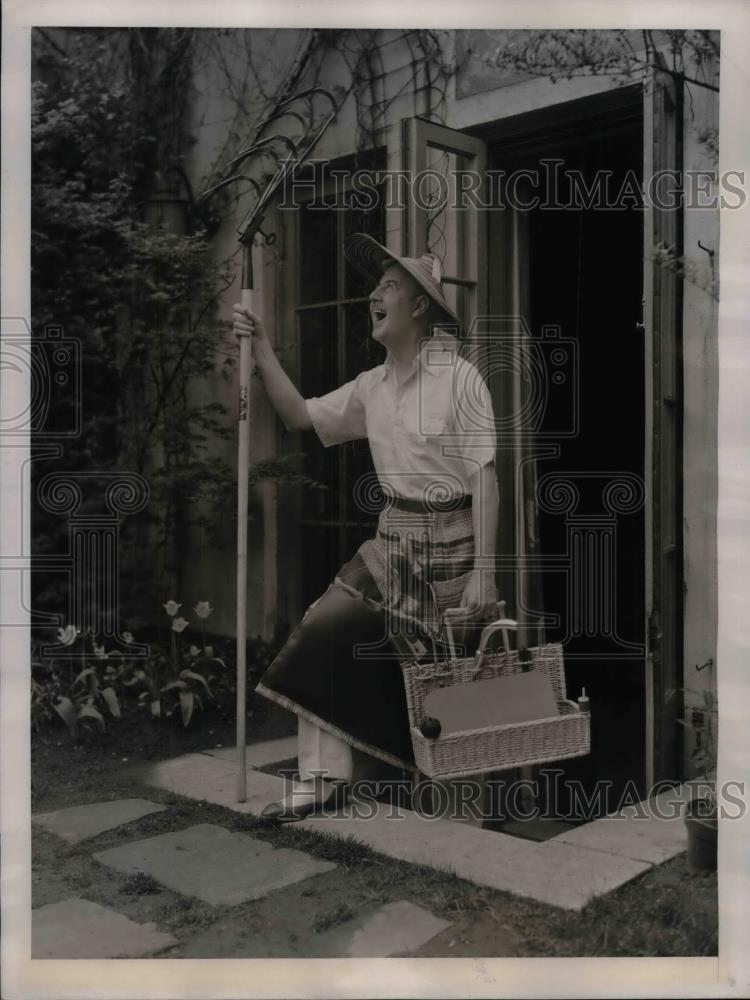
[305,334,496,502]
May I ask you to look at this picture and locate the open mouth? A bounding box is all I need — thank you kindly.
[371,308,386,324]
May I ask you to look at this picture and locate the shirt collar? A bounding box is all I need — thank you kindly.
[380,333,457,381]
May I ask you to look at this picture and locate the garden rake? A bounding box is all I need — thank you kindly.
[200,87,338,801]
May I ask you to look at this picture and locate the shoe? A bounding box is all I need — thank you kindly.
[259,778,348,824]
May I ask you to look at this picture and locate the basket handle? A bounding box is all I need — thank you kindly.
[442,600,509,663]
[473,617,519,671]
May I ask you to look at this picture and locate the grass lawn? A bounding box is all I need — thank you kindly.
[30,699,718,958]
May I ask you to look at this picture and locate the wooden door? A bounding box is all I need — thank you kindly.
[401,117,488,327]
[643,59,685,785]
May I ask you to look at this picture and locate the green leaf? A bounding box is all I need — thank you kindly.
[179,669,212,696]
[53,696,77,735]
[72,667,96,688]
[161,680,188,692]
[179,690,194,727]
[209,657,227,669]
[77,703,105,729]
[100,686,121,718]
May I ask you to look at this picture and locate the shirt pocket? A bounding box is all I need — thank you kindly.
[419,412,447,437]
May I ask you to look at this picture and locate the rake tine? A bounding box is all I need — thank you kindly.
[227,134,299,172]
[275,86,338,111]
[234,108,337,236]
[198,173,263,203]
[253,87,337,132]
[252,108,308,134]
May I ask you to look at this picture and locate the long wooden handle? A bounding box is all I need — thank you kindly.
[235,285,253,802]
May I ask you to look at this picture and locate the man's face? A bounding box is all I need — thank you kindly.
[369,264,425,345]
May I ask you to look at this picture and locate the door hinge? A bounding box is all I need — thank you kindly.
[648,615,662,649]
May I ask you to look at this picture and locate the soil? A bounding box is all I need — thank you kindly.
[30,698,719,959]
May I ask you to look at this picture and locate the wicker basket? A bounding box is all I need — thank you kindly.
[401,617,590,780]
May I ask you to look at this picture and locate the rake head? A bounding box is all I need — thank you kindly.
[199,87,339,245]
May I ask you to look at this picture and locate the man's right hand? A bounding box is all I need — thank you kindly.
[232,304,269,343]
[230,303,312,432]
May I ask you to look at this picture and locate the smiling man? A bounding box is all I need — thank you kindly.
[232,232,498,822]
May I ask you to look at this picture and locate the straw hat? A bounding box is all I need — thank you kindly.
[344,232,462,333]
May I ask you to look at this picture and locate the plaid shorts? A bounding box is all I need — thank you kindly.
[356,504,475,636]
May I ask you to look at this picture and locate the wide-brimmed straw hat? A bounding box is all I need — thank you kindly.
[344,232,462,333]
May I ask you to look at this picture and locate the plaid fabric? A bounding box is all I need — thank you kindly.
[357,504,475,637]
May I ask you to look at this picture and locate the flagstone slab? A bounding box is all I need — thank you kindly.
[93,823,336,906]
[298,803,650,911]
[496,817,580,843]
[548,785,689,863]
[136,753,287,816]
[330,899,451,957]
[200,736,298,768]
[32,897,176,958]
[134,753,657,911]
[33,799,167,844]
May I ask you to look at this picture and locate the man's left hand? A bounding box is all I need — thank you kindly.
[445,567,498,622]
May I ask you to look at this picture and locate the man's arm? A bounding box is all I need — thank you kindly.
[445,461,499,621]
[233,304,312,431]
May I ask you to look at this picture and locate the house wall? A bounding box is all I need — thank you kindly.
[678,51,720,722]
[179,29,721,748]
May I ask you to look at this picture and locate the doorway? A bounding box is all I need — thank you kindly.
[486,97,648,814]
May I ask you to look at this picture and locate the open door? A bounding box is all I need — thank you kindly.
[643,59,685,786]
[399,117,545,644]
[401,117,487,326]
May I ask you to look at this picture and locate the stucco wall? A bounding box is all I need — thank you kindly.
[679,52,720,714]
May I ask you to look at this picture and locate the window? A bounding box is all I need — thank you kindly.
[295,162,386,607]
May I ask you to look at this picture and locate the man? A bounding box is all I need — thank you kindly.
[233,233,499,821]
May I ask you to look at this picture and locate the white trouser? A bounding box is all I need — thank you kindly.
[297,716,353,782]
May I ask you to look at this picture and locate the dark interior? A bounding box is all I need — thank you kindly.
[488,99,647,816]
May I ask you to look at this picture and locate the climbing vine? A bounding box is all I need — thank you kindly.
[30,27,322,630]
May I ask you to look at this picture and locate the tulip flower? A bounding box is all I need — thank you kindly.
[171,617,189,633]
[57,625,77,646]
[194,602,213,619]
[189,645,200,658]
[163,601,181,617]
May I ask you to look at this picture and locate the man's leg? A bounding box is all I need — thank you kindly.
[260,719,350,822]
[297,716,353,782]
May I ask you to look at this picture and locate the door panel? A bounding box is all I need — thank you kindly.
[643,58,685,785]
[402,117,488,326]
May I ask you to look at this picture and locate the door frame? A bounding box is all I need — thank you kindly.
[471,86,676,789]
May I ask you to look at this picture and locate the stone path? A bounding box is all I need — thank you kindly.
[137,746,688,912]
[31,770,453,958]
[32,898,177,958]
[94,823,336,906]
[32,738,689,957]
[329,900,452,957]
[33,798,166,844]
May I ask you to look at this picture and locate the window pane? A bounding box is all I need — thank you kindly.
[299,307,340,520]
[301,525,340,607]
[299,205,336,304]
[343,301,385,381]
[424,147,469,281]
[344,185,386,299]
[439,281,468,334]
[343,302,384,525]
[299,306,338,398]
